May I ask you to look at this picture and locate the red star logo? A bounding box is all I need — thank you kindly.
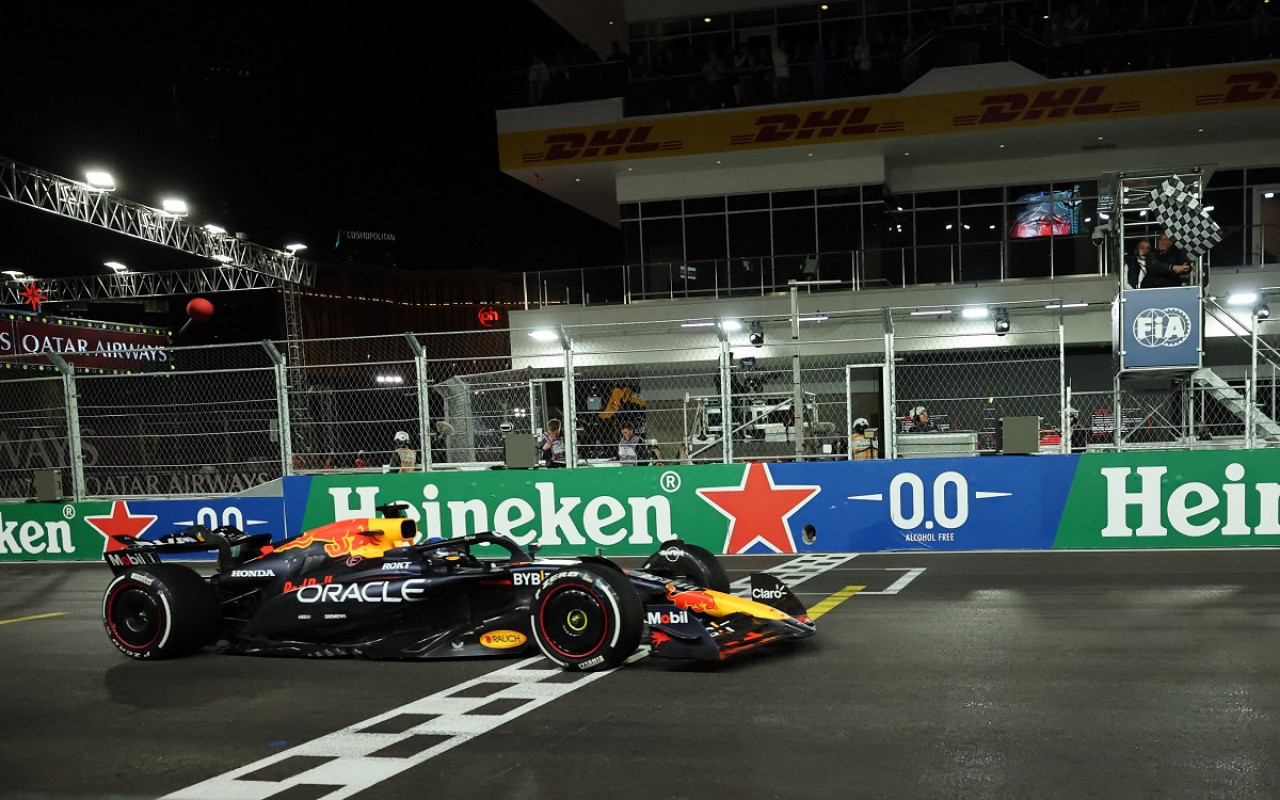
[19,283,47,312]
[85,501,158,553]
[697,463,820,554]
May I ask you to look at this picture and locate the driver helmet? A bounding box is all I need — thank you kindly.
[394,431,411,446]
[853,417,869,434]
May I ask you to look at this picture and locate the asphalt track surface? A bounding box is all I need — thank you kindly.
[4,549,1280,800]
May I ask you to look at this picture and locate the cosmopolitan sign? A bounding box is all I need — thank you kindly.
[0,313,170,373]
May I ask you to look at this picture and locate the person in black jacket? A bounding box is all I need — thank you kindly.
[1125,238,1152,289]
[1145,233,1192,288]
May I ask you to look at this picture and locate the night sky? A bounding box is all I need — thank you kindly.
[2,4,623,282]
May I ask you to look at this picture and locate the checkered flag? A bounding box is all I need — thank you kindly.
[1148,175,1223,260]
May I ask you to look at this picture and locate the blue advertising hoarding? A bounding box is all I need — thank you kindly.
[1120,286,1202,370]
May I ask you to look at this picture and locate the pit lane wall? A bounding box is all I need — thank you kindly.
[2,451,1278,561]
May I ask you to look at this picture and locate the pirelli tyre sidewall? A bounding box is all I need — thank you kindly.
[102,564,218,660]
[531,563,643,671]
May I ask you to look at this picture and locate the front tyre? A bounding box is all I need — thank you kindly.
[531,563,642,671]
[641,541,731,593]
[102,565,217,660]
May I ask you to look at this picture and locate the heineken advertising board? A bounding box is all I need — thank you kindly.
[0,496,292,562]
[3,452,1279,562]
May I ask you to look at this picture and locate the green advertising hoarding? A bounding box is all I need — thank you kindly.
[303,466,746,556]
[1055,450,1280,548]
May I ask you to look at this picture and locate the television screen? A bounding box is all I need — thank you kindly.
[1010,187,1081,238]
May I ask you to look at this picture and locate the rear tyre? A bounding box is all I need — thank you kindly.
[102,565,217,660]
[530,563,642,671]
[642,541,731,593]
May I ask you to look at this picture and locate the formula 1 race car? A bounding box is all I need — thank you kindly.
[100,504,816,671]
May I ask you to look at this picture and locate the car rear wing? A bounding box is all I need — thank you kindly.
[103,525,275,576]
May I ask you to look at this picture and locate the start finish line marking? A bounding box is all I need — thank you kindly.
[161,552,855,800]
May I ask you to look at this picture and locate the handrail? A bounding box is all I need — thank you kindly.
[1204,298,1280,373]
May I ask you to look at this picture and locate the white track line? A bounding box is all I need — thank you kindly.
[163,553,856,800]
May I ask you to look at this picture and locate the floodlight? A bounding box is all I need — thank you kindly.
[528,329,559,342]
[285,243,308,255]
[85,171,115,192]
[961,306,989,319]
[1227,291,1259,306]
[161,198,189,217]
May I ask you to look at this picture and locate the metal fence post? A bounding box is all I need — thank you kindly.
[406,333,430,471]
[883,307,896,459]
[1059,306,1068,453]
[719,335,733,464]
[562,328,576,468]
[263,340,292,476]
[48,353,85,501]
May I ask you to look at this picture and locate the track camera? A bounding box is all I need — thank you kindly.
[994,308,1010,336]
[748,321,764,348]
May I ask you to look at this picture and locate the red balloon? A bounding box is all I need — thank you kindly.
[186,297,214,322]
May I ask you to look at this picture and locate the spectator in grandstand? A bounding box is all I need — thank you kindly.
[617,422,654,466]
[527,54,551,106]
[850,417,877,460]
[1125,238,1153,289]
[1148,233,1193,287]
[1197,422,1214,441]
[388,431,418,473]
[909,406,938,433]
[771,40,792,101]
[537,419,566,468]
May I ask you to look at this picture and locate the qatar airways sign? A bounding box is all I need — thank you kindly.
[0,313,170,373]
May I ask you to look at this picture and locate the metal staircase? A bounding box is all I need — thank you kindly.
[1190,367,1280,442]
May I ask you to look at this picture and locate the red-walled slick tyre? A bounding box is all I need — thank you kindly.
[530,563,642,671]
[102,565,217,659]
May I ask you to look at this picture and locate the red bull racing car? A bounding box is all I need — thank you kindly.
[100,504,816,671]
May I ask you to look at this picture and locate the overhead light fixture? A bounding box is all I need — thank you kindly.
[2,270,26,281]
[962,306,989,319]
[1046,302,1089,309]
[161,198,189,217]
[85,171,115,192]
[104,261,129,274]
[285,243,307,255]
[375,375,404,385]
[797,315,829,323]
[1227,291,1259,306]
[719,319,743,332]
[911,309,952,316]
[680,321,716,328]
[204,224,227,235]
[1257,302,1272,320]
[994,308,1011,335]
[528,329,560,342]
[748,321,765,347]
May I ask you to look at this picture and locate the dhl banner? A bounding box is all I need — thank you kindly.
[4,450,1280,561]
[498,61,1280,170]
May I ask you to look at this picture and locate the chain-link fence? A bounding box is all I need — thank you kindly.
[5,301,1279,501]
[0,373,69,500]
[891,300,1065,456]
[77,342,280,498]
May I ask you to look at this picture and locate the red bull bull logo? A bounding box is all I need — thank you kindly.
[277,519,396,559]
[665,584,720,614]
